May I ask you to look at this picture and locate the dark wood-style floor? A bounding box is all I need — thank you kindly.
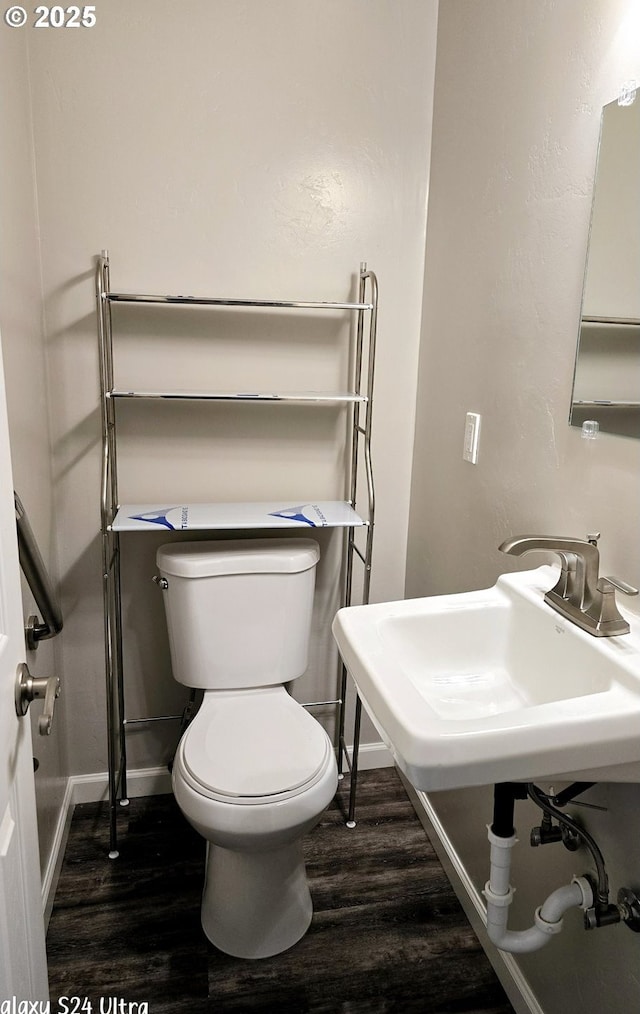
[47,768,515,1013]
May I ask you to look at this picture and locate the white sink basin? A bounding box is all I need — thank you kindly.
[332,566,640,791]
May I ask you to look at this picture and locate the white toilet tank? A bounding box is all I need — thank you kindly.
[156,538,320,689]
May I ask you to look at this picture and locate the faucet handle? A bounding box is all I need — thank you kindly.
[603,576,639,597]
[585,536,638,598]
[583,578,631,635]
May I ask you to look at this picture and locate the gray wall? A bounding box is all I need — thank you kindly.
[407,2,640,1011]
[25,0,437,781]
[0,0,438,886]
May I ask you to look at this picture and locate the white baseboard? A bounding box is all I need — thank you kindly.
[68,765,173,805]
[41,777,75,929]
[345,740,394,770]
[401,777,543,1014]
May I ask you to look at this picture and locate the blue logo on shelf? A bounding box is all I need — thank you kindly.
[268,504,325,527]
[130,509,177,531]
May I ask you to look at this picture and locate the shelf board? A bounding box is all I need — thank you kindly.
[111,500,367,532]
[107,292,372,311]
[572,400,640,409]
[109,389,366,403]
[581,316,640,327]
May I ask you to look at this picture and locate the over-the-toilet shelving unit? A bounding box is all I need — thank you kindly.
[95,251,377,857]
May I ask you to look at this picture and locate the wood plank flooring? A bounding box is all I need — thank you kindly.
[46,768,515,1013]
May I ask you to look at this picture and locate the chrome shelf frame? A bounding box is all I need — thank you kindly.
[108,292,372,311]
[96,251,377,856]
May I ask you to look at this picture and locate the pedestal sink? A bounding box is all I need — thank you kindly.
[332,566,640,791]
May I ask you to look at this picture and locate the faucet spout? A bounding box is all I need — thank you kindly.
[499,535,629,637]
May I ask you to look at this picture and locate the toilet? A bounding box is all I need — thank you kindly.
[155,538,338,959]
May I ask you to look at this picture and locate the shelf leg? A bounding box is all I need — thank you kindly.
[346,695,363,828]
[113,534,128,806]
[336,662,348,779]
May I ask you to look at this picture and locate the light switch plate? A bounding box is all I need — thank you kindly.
[463,412,481,464]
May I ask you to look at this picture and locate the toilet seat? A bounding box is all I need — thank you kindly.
[181,688,332,804]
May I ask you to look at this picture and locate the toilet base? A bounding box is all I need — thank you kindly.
[202,839,313,959]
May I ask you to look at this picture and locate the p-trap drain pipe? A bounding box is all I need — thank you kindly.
[483,781,640,953]
[483,825,593,954]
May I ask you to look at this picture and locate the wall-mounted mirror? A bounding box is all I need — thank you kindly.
[570,92,640,439]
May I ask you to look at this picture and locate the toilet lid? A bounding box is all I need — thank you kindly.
[182,690,331,800]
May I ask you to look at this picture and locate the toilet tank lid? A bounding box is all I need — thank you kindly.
[156,538,320,578]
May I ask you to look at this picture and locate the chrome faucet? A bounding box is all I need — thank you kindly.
[499,535,634,637]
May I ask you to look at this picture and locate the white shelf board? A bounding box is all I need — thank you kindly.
[109,389,366,403]
[111,500,367,532]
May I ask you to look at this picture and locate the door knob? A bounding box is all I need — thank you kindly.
[15,662,61,736]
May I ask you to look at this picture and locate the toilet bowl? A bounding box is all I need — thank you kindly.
[156,538,339,959]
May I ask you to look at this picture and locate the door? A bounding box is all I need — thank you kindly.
[0,329,49,999]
